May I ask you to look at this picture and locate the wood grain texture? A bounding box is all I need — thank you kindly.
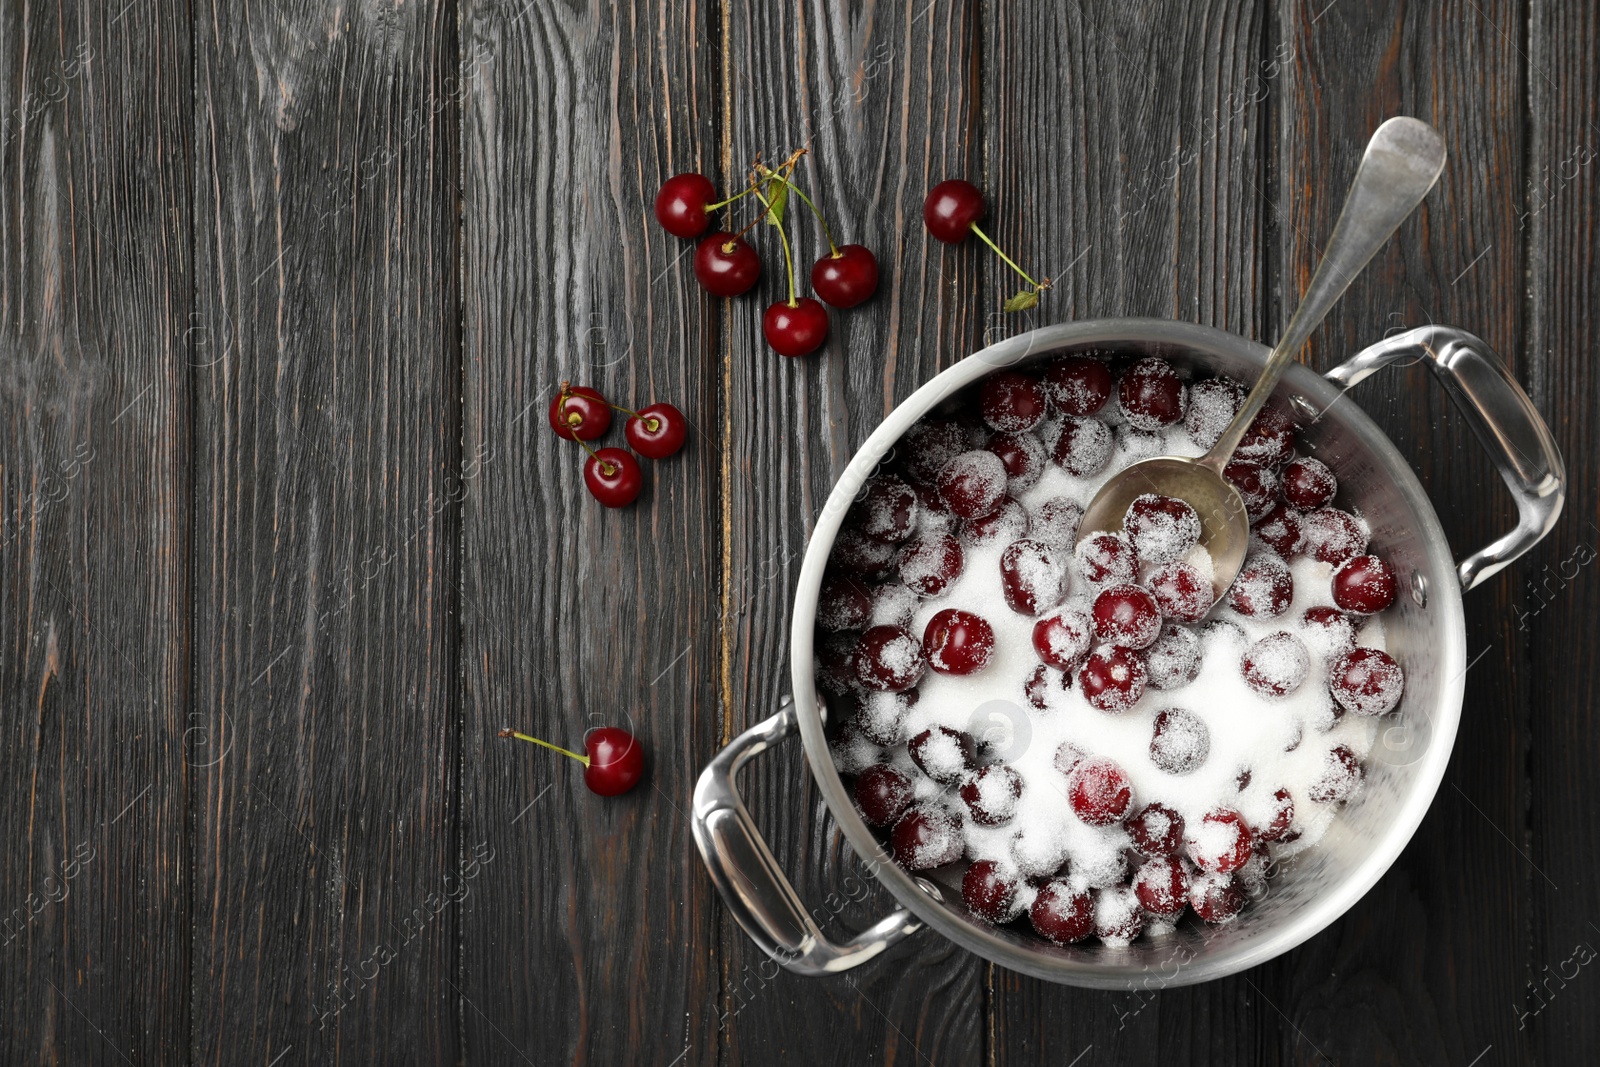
[983,3,1274,1062]
[454,0,723,1063]
[716,1,989,1063]
[1266,1,1533,1063]
[1524,0,1600,1062]
[188,2,461,1061]
[0,4,191,1064]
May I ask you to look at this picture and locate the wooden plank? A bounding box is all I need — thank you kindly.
[454,1,724,1063]
[983,2,1274,1060]
[1524,2,1600,1064]
[188,3,461,1061]
[716,1,989,1063]
[0,5,191,1064]
[1262,1,1532,1064]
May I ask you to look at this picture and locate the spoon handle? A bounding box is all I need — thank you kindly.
[1201,117,1447,473]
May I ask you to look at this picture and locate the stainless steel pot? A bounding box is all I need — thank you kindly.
[693,319,1564,989]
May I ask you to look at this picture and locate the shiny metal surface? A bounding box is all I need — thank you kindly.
[694,317,1564,988]
[1078,118,1448,602]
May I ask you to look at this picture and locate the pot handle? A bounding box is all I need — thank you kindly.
[1324,325,1566,591]
[692,696,922,976]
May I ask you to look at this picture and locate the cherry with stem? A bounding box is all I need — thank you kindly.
[759,162,879,309]
[750,180,830,356]
[499,726,644,796]
[923,179,1052,312]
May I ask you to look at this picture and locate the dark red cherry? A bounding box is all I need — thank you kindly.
[923,608,995,675]
[1145,622,1202,690]
[654,173,719,238]
[959,765,1024,826]
[811,244,879,308]
[1240,631,1311,696]
[1308,745,1362,803]
[1000,539,1068,615]
[1126,802,1185,857]
[962,860,1023,924]
[890,805,963,870]
[831,526,897,576]
[986,431,1047,493]
[1228,554,1293,618]
[693,232,761,296]
[1186,808,1253,874]
[624,402,688,459]
[1149,707,1209,774]
[1281,456,1338,510]
[854,764,914,826]
[937,450,1008,519]
[1092,584,1162,649]
[1332,554,1397,614]
[854,625,927,692]
[763,298,830,357]
[1253,501,1304,557]
[1031,607,1093,670]
[1185,377,1244,448]
[1256,787,1297,843]
[1189,871,1246,923]
[962,498,1029,547]
[1042,356,1113,415]
[549,385,613,441]
[907,726,977,784]
[895,532,964,595]
[1329,647,1404,715]
[1124,493,1201,565]
[1031,496,1084,551]
[923,179,987,243]
[1074,532,1137,586]
[1234,402,1297,467]
[1224,459,1279,522]
[1030,880,1094,943]
[1148,562,1211,624]
[1077,645,1147,712]
[583,448,644,507]
[1051,415,1113,476]
[816,573,873,631]
[1066,757,1134,826]
[1300,605,1357,657]
[901,419,970,486]
[851,475,920,543]
[583,727,645,795]
[1117,357,1185,430]
[1134,855,1191,917]
[979,371,1048,432]
[1302,507,1368,564]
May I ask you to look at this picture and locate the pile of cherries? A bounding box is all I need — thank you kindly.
[549,382,686,508]
[819,354,1407,945]
[654,152,879,357]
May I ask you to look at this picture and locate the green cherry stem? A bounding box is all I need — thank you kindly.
[750,184,798,306]
[575,438,617,477]
[499,728,590,766]
[969,222,1050,293]
[705,185,760,212]
[760,169,838,256]
[606,401,661,433]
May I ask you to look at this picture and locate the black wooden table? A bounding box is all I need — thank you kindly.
[2,1,1596,1064]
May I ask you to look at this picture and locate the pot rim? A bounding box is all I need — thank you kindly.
[788,317,1466,988]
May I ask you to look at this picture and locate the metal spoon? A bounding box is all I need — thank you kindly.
[1075,116,1447,602]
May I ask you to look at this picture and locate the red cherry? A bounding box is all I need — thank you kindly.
[1255,787,1297,843]
[1042,356,1113,415]
[902,419,970,485]
[1185,378,1244,448]
[624,402,688,459]
[831,526,897,576]
[854,764,914,826]
[1024,664,1061,710]
[854,625,927,692]
[583,448,643,507]
[923,179,986,243]
[654,173,719,238]
[1145,622,1202,690]
[1186,808,1253,874]
[937,450,1008,519]
[1124,493,1201,565]
[583,727,645,795]
[960,765,1025,826]
[962,859,1023,923]
[693,232,761,296]
[1300,605,1357,657]
[1228,553,1294,618]
[1224,459,1279,522]
[1328,647,1404,715]
[1092,584,1162,649]
[1134,855,1191,918]
[1308,745,1363,803]
[890,805,964,870]
[1190,871,1246,923]
[1094,885,1145,942]
[851,475,920,543]
[1301,507,1369,564]
[1117,357,1185,430]
[810,244,879,308]
[1074,531,1137,586]
[499,726,642,797]
[986,431,1048,494]
[1281,456,1338,510]
[1030,496,1084,551]
[1240,631,1311,696]
[763,297,830,357]
[1148,561,1211,624]
[962,498,1029,547]
[1051,415,1113,476]
[979,371,1048,432]
[1000,539,1069,615]
[1149,707,1210,774]
[923,608,995,675]
[1126,802,1185,857]
[549,385,613,441]
[1077,644,1147,712]
[907,726,977,784]
[852,689,916,746]
[1332,554,1397,614]
[1234,402,1297,467]
[1030,880,1094,944]
[816,574,873,631]
[1252,501,1304,557]
[1031,607,1093,671]
[895,532,964,595]
[1066,757,1134,826]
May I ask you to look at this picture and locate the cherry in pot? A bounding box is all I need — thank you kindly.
[654,172,719,239]
[584,447,643,507]
[693,232,761,296]
[764,297,830,357]
[499,725,644,796]
[811,244,879,308]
